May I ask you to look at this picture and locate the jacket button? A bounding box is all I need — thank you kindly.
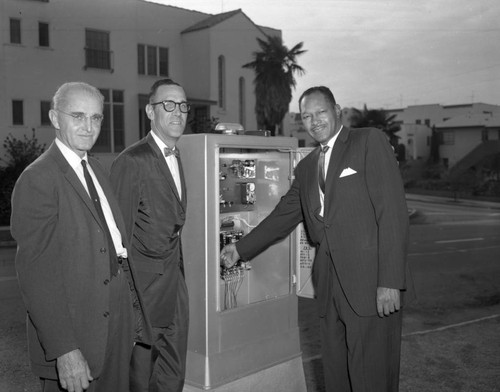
[103,279,109,285]
[100,247,106,253]
[103,311,110,317]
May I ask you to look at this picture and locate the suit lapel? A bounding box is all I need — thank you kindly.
[177,156,187,210]
[304,147,323,219]
[324,127,350,196]
[146,133,185,210]
[49,143,104,229]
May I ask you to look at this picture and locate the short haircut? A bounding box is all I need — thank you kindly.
[148,78,182,103]
[298,86,337,112]
[52,82,104,110]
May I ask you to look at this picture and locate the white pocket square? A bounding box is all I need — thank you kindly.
[340,167,357,178]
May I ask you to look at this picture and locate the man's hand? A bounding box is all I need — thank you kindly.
[57,349,93,392]
[376,287,401,318]
[220,243,240,268]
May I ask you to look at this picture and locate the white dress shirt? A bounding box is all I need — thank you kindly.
[55,138,127,258]
[319,126,343,216]
[150,130,182,199]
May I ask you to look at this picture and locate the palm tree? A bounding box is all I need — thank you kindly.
[347,105,401,148]
[243,35,306,136]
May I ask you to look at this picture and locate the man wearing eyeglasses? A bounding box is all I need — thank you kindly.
[11,82,151,392]
[110,79,190,392]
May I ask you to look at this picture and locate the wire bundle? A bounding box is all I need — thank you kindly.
[221,266,245,310]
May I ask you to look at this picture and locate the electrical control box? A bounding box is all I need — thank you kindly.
[178,134,312,391]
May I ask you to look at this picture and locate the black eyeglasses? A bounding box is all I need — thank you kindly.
[151,100,190,113]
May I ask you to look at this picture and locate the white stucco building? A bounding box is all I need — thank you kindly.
[435,112,500,170]
[0,0,280,165]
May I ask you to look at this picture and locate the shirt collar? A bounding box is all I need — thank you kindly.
[322,125,343,150]
[150,130,176,152]
[55,138,88,169]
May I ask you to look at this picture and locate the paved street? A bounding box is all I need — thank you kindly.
[1,194,500,391]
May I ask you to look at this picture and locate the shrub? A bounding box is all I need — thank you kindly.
[0,131,46,225]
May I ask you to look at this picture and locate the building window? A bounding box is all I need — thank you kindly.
[415,119,421,125]
[239,77,246,128]
[85,29,112,70]
[12,100,24,125]
[159,47,169,76]
[138,45,145,75]
[138,45,169,76]
[482,129,489,141]
[442,131,455,145]
[147,45,157,75]
[218,55,226,109]
[93,89,124,153]
[424,119,430,127]
[10,18,21,44]
[39,22,50,47]
[40,101,51,125]
[192,106,209,133]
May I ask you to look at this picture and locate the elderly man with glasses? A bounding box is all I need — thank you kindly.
[11,81,151,392]
[110,78,190,392]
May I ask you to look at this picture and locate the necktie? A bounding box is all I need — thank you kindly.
[164,147,179,158]
[318,145,329,193]
[81,160,118,277]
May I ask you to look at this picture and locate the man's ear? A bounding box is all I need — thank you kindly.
[145,104,154,121]
[48,109,60,129]
[334,104,342,117]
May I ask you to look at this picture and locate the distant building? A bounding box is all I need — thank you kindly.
[434,112,500,173]
[396,124,432,161]
[282,112,311,147]
[387,103,500,168]
[386,103,500,129]
[0,0,280,166]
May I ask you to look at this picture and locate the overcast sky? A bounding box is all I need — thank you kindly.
[149,0,500,113]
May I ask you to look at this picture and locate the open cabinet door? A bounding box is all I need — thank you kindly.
[291,148,317,299]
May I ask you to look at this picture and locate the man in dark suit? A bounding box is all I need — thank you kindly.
[221,86,412,391]
[110,79,189,392]
[11,82,150,392]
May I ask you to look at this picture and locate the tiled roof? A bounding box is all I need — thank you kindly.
[181,9,242,34]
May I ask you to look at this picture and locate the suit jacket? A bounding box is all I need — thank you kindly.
[237,127,411,317]
[110,132,187,327]
[11,142,150,379]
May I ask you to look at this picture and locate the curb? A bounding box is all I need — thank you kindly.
[405,194,500,210]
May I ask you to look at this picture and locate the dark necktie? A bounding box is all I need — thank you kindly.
[164,147,179,158]
[318,145,329,193]
[81,160,118,277]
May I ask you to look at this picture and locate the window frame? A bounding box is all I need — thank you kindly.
[12,100,24,125]
[84,28,112,71]
[10,18,22,44]
[137,44,169,77]
[38,22,50,47]
[40,101,51,126]
[218,55,226,109]
[92,88,125,153]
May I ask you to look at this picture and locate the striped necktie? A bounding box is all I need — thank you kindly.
[318,145,329,193]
